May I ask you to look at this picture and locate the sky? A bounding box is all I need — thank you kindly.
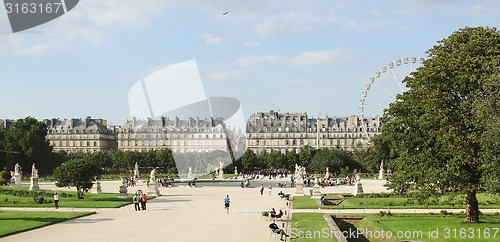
[0,0,499,125]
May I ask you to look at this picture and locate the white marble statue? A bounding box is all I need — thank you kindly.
[31,164,38,178]
[134,162,139,178]
[150,168,156,182]
[14,163,21,176]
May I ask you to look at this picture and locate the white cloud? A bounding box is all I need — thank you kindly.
[237,54,279,66]
[255,11,337,37]
[201,33,223,45]
[471,5,487,16]
[244,41,260,47]
[208,70,241,80]
[289,49,346,65]
[0,0,166,55]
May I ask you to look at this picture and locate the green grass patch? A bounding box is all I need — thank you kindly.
[351,213,500,242]
[0,211,95,237]
[292,196,321,209]
[292,193,500,210]
[291,213,336,241]
[0,186,133,208]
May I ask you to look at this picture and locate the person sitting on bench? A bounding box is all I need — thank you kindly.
[269,222,288,240]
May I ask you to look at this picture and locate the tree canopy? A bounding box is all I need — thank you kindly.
[0,117,54,174]
[53,159,102,199]
[383,26,500,223]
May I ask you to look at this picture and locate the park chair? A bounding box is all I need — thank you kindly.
[261,211,269,220]
[269,228,280,239]
[274,210,284,221]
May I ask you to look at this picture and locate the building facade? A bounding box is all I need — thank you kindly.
[246,110,382,154]
[0,119,14,129]
[118,116,244,153]
[44,116,117,153]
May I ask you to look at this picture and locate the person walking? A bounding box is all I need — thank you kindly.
[133,193,141,211]
[54,192,59,209]
[141,193,147,210]
[268,184,272,196]
[260,184,264,195]
[319,194,325,209]
[224,195,231,213]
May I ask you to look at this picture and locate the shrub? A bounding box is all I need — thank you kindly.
[378,211,393,217]
[0,170,11,180]
[440,210,452,215]
[35,197,44,204]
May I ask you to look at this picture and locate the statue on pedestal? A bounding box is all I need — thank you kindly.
[31,164,38,178]
[14,163,21,176]
[150,168,156,182]
[134,162,139,178]
[378,160,385,180]
[29,163,39,191]
[13,163,22,187]
[187,167,193,179]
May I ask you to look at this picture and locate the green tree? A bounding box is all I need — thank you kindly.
[53,159,102,199]
[309,148,360,174]
[353,135,390,173]
[2,117,53,174]
[285,151,299,171]
[383,26,500,223]
[240,149,258,171]
[298,145,315,168]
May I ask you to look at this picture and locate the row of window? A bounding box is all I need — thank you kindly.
[48,129,114,134]
[119,133,226,139]
[252,138,359,146]
[49,134,115,140]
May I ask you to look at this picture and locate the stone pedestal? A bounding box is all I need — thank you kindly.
[9,171,15,186]
[118,181,128,199]
[14,174,21,187]
[353,181,364,197]
[294,182,304,196]
[29,177,39,191]
[311,184,321,199]
[92,181,102,194]
[148,183,161,197]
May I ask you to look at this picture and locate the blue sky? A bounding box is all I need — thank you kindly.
[1,0,499,125]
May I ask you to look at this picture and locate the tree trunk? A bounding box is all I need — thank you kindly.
[465,190,479,223]
[77,187,84,199]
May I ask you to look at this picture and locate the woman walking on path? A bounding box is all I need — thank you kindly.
[268,184,272,196]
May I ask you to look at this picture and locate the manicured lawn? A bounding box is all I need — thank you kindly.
[0,186,133,208]
[291,213,336,241]
[292,193,500,210]
[0,211,95,237]
[351,213,500,242]
[292,196,321,209]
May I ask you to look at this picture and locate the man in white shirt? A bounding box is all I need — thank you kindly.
[54,193,59,209]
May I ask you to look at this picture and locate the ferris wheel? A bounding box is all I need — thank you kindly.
[359,57,425,139]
